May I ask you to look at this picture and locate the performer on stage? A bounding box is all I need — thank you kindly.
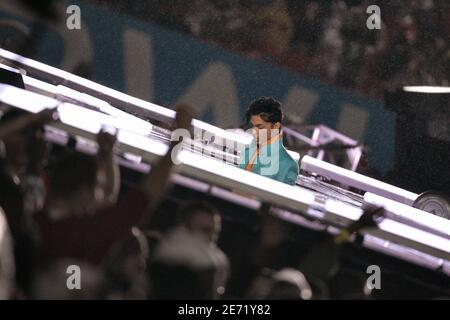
[239,97,299,185]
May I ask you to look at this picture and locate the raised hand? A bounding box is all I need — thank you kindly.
[96,129,117,153]
[334,206,385,245]
[32,108,59,127]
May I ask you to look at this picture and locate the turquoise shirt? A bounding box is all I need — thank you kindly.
[239,135,299,185]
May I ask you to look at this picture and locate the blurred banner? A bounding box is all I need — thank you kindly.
[0,0,395,174]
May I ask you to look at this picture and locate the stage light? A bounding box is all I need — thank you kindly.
[376,219,450,259]
[364,192,450,239]
[0,83,57,112]
[55,85,153,136]
[301,155,418,205]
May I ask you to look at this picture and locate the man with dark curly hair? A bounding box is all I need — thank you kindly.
[239,97,299,185]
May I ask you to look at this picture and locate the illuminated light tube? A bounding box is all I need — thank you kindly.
[122,153,142,164]
[171,174,211,194]
[324,198,450,261]
[47,119,168,166]
[0,49,251,146]
[55,85,153,136]
[373,219,450,261]
[0,48,175,120]
[364,192,450,239]
[57,102,151,138]
[324,198,363,223]
[117,130,168,157]
[175,149,315,213]
[57,103,104,134]
[301,155,418,205]
[23,79,154,136]
[403,86,450,94]
[192,119,253,146]
[23,75,58,97]
[0,84,151,139]
[209,186,262,210]
[0,84,169,158]
[0,84,58,113]
[363,235,446,272]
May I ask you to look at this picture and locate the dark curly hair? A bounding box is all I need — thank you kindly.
[244,97,283,125]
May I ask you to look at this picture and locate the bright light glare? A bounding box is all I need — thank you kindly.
[403,86,450,93]
[118,130,168,156]
[0,84,57,113]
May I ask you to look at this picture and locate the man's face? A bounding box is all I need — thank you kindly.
[250,115,280,145]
